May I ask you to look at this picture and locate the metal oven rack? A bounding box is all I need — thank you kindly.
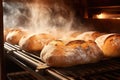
[7,71,37,80]
[4,42,120,80]
[4,42,51,80]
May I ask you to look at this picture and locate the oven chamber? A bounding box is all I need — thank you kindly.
[1,0,120,80]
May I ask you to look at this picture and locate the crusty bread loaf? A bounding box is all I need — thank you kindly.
[4,28,11,42]
[40,40,103,67]
[6,28,28,45]
[66,40,85,46]
[95,33,120,57]
[75,31,104,41]
[19,33,55,52]
[70,31,82,38]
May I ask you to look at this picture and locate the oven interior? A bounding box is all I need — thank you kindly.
[2,0,120,80]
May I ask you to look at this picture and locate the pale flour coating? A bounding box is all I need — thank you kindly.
[75,31,96,41]
[95,33,120,57]
[95,33,117,50]
[40,40,103,67]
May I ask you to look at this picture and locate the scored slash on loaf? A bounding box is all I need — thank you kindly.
[95,33,120,57]
[40,40,103,67]
[5,28,29,45]
[74,31,105,41]
[19,33,55,52]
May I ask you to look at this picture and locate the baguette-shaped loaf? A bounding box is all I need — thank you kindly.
[6,28,28,45]
[95,33,120,57]
[4,28,11,42]
[40,40,103,67]
[75,31,104,41]
[19,33,55,52]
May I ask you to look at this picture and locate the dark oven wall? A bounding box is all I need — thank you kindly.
[83,19,120,33]
[92,19,120,33]
[85,0,120,33]
[3,0,120,33]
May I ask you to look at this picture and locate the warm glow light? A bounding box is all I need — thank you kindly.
[94,12,120,19]
[114,18,120,19]
[96,13,106,19]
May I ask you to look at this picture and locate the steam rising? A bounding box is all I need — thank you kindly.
[3,0,94,39]
[3,2,30,28]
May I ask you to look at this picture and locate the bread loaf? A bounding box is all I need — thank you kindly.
[19,33,55,52]
[95,33,120,57]
[6,28,28,45]
[75,31,104,41]
[4,28,11,42]
[40,40,103,67]
[70,31,82,38]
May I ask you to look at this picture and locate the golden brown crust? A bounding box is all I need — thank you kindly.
[4,28,11,42]
[66,40,85,46]
[70,31,81,38]
[92,32,105,40]
[6,28,28,45]
[20,34,43,52]
[19,33,55,52]
[75,31,104,41]
[40,40,103,67]
[102,35,120,57]
[50,40,65,46]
